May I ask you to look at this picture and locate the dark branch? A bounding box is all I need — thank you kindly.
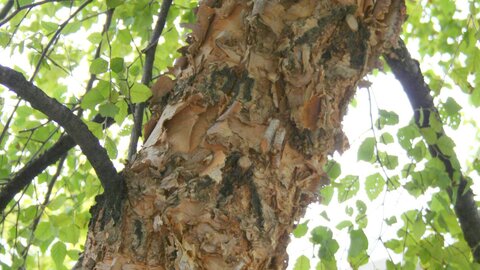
[0,135,74,213]
[384,39,480,262]
[0,65,122,198]
[128,0,173,161]
[0,9,116,214]
[0,0,13,21]
[0,115,114,214]
[79,8,114,114]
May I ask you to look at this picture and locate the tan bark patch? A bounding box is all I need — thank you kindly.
[81,0,406,269]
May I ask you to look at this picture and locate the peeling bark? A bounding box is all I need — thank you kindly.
[80,0,405,268]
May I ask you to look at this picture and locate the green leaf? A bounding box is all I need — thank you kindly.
[385,216,397,225]
[348,229,368,258]
[85,122,103,138]
[337,175,359,203]
[59,225,80,244]
[311,226,339,261]
[376,109,399,129]
[379,132,394,144]
[365,173,385,200]
[89,58,109,74]
[107,0,124,8]
[429,113,443,132]
[41,21,58,32]
[356,200,367,214]
[384,239,402,253]
[379,152,398,170]
[63,21,82,35]
[357,137,375,162]
[99,102,119,118]
[48,194,67,210]
[88,32,103,43]
[114,99,129,124]
[80,89,105,110]
[34,222,54,241]
[105,136,118,159]
[51,241,66,266]
[345,206,354,216]
[443,97,461,115]
[67,249,81,260]
[397,124,420,150]
[436,135,455,156]
[18,0,34,5]
[336,220,353,230]
[408,141,427,162]
[130,83,152,103]
[324,160,341,180]
[420,127,437,144]
[110,57,124,73]
[0,32,10,48]
[311,226,333,244]
[19,205,36,222]
[320,210,330,221]
[293,255,310,270]
[293,220,309,238]
[320,186,334,205]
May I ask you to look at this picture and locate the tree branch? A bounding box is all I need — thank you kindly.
[0,65,122,200]
[0,0,69,27]
[0,0,13,21]
[0,9,116,214]
[79,8,114,114]
[0,114,114,213]
[128,0,173,161]
[384,39,480,262]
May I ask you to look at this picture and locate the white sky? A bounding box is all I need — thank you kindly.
[287,67,480,269]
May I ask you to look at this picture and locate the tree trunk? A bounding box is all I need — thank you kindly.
[79,0,405,269]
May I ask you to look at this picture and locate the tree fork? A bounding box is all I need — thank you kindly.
[81,0,405,268]
[0,65,124,222]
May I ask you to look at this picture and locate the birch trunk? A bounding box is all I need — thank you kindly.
[79,0,405,269]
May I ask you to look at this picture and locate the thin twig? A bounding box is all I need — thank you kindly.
[78,8,115,116]
[20,154,67,267]
[0,99,20,147]
[128,0,173,161]
[30,0,92,81]
[0,0,70,27]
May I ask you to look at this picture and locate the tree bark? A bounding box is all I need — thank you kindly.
[79,0,405,268]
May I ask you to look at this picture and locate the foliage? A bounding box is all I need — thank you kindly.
[0,0,479,269]
[0,1,195,268]
[291,0,480,269]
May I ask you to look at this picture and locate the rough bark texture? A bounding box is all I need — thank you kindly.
[81,0,405,269]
